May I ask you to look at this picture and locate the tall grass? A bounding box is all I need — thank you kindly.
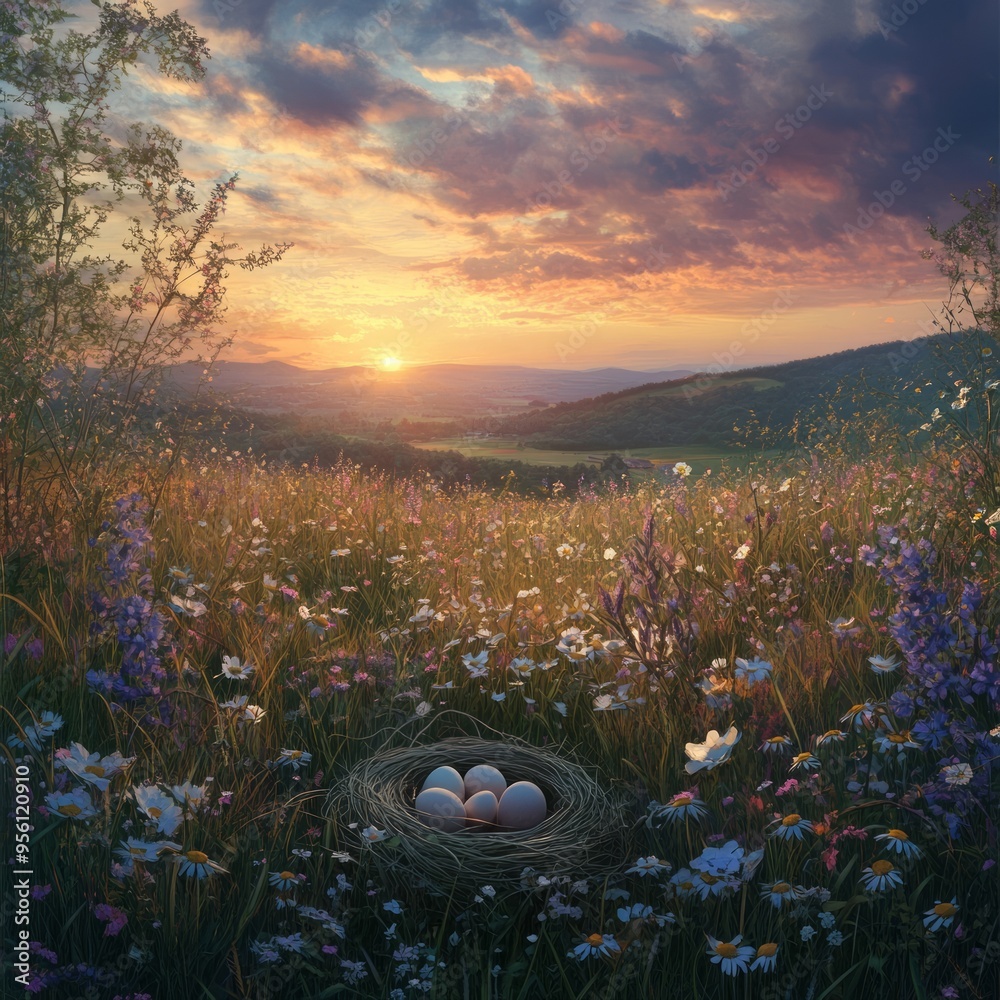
[1,449,997,999]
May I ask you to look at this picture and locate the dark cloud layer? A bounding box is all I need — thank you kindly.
[201,0,998,287]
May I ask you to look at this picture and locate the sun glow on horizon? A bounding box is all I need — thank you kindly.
[381,356,403,371]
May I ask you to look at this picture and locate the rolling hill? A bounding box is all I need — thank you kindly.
[490,334,995,450]
[161,360,695,422]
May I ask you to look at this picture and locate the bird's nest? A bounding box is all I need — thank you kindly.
[327,734,626,892]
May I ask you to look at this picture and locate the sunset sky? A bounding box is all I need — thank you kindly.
[93,0,997,370]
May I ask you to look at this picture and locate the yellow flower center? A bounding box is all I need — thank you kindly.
[933,902,957,918]
[130,846,145,856]
[773,882,791,894]
[279,871,295,880]
[823,729,841,738]
[757,942,778,958]
[59,804,82,817]
[871,860,894,876]
[699,873,719,885]
[767,736,786,744]
[679,881,694,891]
[715,942,739,959]
[793,753,810,763]
[185,850,209,864]
[586,933,604,946]
[287,751,302,759]
[148,807,162,818]
[671,794,692,807]
[887,733,907,744]
[887,829,908,841]
[782,814,802,826]
[84,765,106,777]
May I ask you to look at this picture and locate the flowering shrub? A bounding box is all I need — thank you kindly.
[85,495,172,712]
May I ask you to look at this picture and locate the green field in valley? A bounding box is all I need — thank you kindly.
[410,438,750,476]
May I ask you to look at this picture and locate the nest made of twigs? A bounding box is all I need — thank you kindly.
[327,734,625,892]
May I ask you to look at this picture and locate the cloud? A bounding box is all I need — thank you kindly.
[235,340,280,356]
[243,44,429,127]
[159,0,995,365]
[196,0,285,36]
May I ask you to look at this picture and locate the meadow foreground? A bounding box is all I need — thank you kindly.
[2,455,998,1000]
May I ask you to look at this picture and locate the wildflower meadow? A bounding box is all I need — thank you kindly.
[3,431,1000,998]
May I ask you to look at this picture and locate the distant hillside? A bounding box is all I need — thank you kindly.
[496,335,995,450]
[160,360,694,424]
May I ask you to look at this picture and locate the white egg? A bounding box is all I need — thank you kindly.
[464,790,498,825]
[497,781,547,831]
[421,765,465,799]
[463,764,507,800]
[414,787,466,833]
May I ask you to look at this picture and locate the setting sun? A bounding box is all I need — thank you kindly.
[381,356,402,371]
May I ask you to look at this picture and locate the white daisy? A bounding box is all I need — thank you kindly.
[789,752,821,772]
[649,791,709,825]
[219,655,253,680]
[176,849,227,879]
[769,814,814,841]
[705,934,754,976]
[734,656,772,685]
[923,898,958,932]
[625,856,670,878]
[761,880,800,908]
[62,743,134,791]
[45,788,98,821]
[569,933,620,960]
[133,785,184,836]
[874,829,922,860]
[940,763,973,786]
[859,859,904,892]
[275,749,313,771]
[749,942,778,972]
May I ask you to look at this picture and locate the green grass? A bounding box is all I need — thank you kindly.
[410,437,748,475]
[1,449,996,999]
